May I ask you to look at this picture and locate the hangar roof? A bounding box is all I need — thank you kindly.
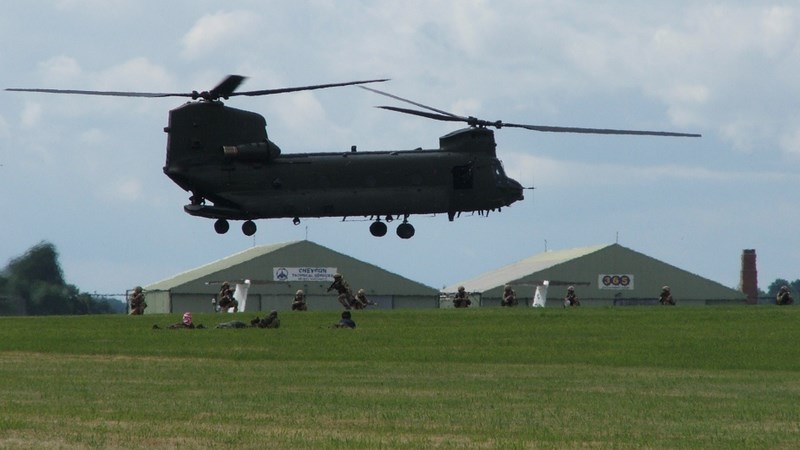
[145,240,438,296]
[444,243,746,302]
[444,244,607,293]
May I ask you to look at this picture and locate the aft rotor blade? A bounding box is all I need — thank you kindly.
[503,122,701,137]
[360,86,462,119]
[4,88,189,98]
[234,78,389,97]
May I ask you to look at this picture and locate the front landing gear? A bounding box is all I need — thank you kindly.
[214,219,229,234]
[213,219,257,236]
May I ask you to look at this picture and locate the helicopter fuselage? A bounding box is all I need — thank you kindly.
[163,101,524,236]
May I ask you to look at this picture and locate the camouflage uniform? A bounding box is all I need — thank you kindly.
[564,286,580,307]
[776,286,794,305]
[327,274,355,309]
[501,285,517,307]
[353,289,376,309]
[128,286,147,315]
[292,290,308,311]
[217,282,239,312]
[453,286,472,308]
[252,310,281,328]
[659,286,675,306]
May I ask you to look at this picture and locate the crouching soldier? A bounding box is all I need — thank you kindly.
[659,286,676,305]
[353,289,377,309]
[453,286,471,308]
[250,310,281,328]
[777,285,794,305]
[292,289,308,311]
[501,285,517,307]
[129,286,147,315]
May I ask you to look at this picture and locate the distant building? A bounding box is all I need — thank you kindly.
[144,240,439,313]
[444,243,747,307]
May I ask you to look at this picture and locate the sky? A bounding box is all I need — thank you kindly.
[1,1,797,297]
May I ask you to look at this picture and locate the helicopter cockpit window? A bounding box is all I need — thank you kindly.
[452,163,473,189]
[493,161,508,180]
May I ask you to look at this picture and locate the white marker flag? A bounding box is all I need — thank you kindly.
[233,280,251,312]
[532,280,549,307]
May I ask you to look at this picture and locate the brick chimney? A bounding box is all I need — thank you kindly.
[739,249,758,304]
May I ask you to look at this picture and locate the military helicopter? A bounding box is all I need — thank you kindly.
[7,75,700,239]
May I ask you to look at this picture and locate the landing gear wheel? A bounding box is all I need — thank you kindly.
[370,221,388,237]
[214,219,230,234]
[242,220,257,236]
[396,222,415,239]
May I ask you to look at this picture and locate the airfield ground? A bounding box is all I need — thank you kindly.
[1,306,798,448]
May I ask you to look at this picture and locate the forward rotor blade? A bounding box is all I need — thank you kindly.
[234,78,389,97]
[377,106,466,123]
[208,75,247,99]
[4,88,189,98]
[360,86,462,119]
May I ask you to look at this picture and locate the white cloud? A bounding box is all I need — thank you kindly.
[38,56,82,85]
[181,10,261,60]
[20,102,42,128]
[94,57,173,92]
[99,177,143,203]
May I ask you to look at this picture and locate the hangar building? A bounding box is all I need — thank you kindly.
[443,243,746,307]
[144,240,439,313]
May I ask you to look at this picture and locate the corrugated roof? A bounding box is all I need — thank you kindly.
[145,241,299,291]
[443,244,610,293]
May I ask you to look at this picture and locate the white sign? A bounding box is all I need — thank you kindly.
[273,267,337,282]
[598,274,634,290]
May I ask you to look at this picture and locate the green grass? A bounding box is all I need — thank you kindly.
[1,306,799,448]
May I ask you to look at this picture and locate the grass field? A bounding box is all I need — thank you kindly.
[1,306,799,449]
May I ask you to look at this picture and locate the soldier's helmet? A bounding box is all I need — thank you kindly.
[567,286,574,292]
[358,289,365,295]
[781,285,789,291]
[134,286,142,292]
[222,281,230,287]
[333,273,342,279]
[662,286,670,292]
[458,286,465,292]
[342,310,352,319]
[296,289,304,296]
[269,310,278,317]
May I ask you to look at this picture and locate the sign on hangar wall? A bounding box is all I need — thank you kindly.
[598,274,634,290]
[273,267,337,282]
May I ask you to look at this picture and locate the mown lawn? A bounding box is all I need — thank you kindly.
[1,306,799,448]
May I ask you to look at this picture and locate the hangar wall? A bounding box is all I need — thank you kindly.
[142,240,439,314]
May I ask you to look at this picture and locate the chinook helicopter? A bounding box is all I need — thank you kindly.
[7,75,700,239]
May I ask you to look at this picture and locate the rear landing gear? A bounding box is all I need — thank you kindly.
[370,221,388,237]
[213,219,256,236]
[242,220,257,236]
[396,221,415,239]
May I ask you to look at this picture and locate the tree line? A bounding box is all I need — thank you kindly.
[0,242,125,315]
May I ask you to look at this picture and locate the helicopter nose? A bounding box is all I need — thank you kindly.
[501,178,524,203]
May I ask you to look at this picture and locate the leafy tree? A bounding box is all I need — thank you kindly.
[2,241,123,315]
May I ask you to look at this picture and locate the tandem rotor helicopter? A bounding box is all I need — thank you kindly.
[7,75,700,239]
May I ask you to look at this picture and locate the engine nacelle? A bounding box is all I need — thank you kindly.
[222,140,282,161]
